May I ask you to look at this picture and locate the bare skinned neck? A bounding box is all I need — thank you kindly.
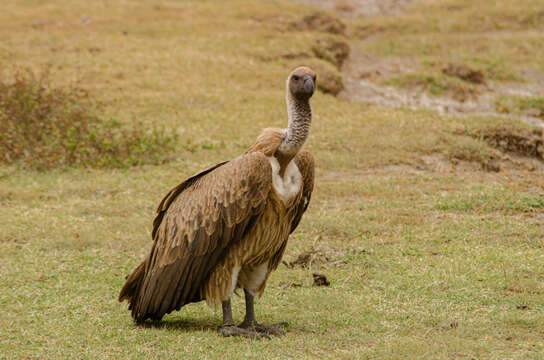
[275,92,312,175]
[278,92,311,157]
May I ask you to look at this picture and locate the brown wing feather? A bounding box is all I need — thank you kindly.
[290,150,315,234]
[123,152,272,322]
[151,161,228,241]
[268,150,315,271]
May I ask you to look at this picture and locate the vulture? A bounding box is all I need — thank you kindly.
[119,66,316,339]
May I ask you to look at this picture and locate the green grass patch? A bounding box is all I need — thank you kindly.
[516,97,544,112]
[436,186,544,213]
[470,53,520,82]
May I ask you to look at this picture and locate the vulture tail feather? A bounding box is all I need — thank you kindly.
[118,261,146,306]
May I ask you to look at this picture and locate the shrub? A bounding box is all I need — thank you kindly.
[0,69,177,170]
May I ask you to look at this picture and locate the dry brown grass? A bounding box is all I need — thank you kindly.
[0,69,176,170]
[334,0,356,12]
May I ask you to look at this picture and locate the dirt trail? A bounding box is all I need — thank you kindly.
[340,43,544,129]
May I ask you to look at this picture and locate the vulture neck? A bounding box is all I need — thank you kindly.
[276,92,312,175]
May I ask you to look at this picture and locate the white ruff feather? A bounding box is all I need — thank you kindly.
[268,157,302,202]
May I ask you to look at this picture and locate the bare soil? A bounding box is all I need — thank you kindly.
[340,45,544,129]
[292,0,423,17]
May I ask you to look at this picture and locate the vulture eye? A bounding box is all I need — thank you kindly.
[292,75,299,81]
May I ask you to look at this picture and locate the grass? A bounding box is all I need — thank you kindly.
[1,0,543,359]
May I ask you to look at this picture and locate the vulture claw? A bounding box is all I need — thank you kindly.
[239,321,288,336]
[219,325,271,340]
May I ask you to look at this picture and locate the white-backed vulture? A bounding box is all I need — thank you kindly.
[119,67,316,338]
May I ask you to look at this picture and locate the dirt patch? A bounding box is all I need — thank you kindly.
[312,36,350,68]
[285,250,317,268]
[339,44,544,128]
[284,245,350,269]
[340,74,488,114]
[340,48,485,110]
[419,152,521,173]
[289,11,346,34]
[385,72,480,102]
[278,281,303,289]
[476,127,544,159]
[292,0,423,17]
[442,63,486,85]
[419,153,483,173]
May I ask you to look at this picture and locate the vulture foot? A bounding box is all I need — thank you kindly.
[239,321,288,336]
[219,325,271,340]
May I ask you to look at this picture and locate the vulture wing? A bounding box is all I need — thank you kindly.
[290,150,315,233]
[268,150,315,271]
[123,152,273,322]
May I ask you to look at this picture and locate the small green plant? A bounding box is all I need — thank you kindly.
[436,187,544,213]
[495,95,544,117]
[0,69,177,170]
[515,96,544,113]
[471,54,519,81]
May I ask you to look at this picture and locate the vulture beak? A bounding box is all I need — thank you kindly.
[303,75,314,95]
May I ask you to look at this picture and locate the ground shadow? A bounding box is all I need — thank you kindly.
[136,316,314,336]
[138,316,219,333]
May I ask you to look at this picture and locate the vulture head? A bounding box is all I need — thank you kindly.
[288,66,316,100]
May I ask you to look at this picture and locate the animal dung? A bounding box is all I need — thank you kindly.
[313,273,330,286]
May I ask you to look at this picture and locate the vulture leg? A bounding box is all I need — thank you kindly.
[219,299,269,339]
[239,289,287,336]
